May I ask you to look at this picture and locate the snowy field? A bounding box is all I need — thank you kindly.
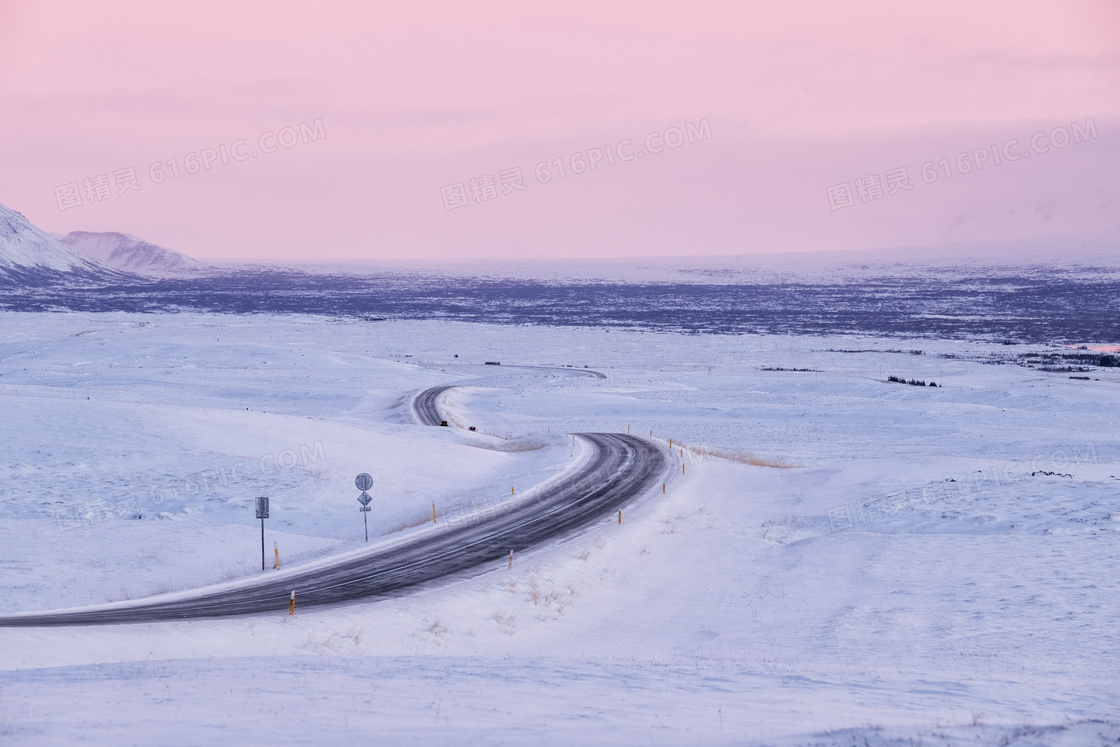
[1,311,1118,745]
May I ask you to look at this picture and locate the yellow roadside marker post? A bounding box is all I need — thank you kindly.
[432,503,437,524]
[508,551,513,570]
[289,591,295,616]
[618,509,621,524]
[273,542,281,570]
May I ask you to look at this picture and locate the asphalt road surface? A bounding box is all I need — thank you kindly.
[0,387,667,627]
[412,384,458,425]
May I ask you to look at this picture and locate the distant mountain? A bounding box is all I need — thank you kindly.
[0,203,137,287]
[58,231,207,277]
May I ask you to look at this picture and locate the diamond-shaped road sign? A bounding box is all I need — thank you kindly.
[357,491,372,506]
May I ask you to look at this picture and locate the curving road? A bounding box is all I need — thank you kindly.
[0,386,668,627]
[412,384,457,426]
[413,366,606,427]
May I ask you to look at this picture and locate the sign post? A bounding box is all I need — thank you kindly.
[355,473,373,542]
[255,496,269,571]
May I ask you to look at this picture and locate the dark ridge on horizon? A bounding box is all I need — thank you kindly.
[1,268,1117,344]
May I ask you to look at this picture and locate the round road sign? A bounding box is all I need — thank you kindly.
[355,473,373,491]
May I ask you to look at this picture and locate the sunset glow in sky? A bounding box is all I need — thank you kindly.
[1,1,1118,260]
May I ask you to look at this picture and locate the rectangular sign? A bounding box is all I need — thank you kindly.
[255,496,269,519]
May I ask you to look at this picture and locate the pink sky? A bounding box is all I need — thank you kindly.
[1,0,1118,261]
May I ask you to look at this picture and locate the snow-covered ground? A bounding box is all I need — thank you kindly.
[1,312,1117,745]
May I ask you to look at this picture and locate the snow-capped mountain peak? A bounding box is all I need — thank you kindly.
[0,203,100,272]
[0,202,136,286]
[58,231,207,277]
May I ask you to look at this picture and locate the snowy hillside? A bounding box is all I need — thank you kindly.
[59,231,207,276]
[0,203,135,286]
[0,313,1116,744]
